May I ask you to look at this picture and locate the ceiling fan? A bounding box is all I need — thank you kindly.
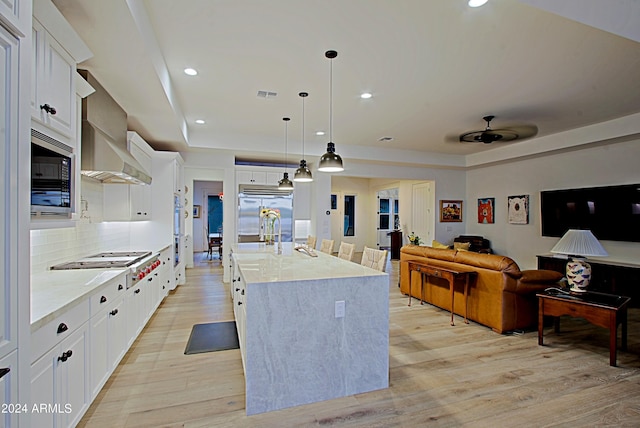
[459,115,538,144]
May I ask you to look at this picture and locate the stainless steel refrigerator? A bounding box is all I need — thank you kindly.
[237,187,293,243]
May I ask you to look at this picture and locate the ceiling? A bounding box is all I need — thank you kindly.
[52,0,640,167]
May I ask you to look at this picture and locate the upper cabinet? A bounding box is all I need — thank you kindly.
[0,0,29,37]
[31,0,91,145]
[237,169,281,186]
[31,19,76,140]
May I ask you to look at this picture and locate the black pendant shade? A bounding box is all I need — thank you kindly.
[318,50,344,172]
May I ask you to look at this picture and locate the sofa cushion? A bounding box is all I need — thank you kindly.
[453,241,471,251]
[431,240,450,249]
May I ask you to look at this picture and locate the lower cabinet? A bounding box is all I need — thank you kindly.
[89,294,125,399]
[31,322,90,428]
[0,350,18,428]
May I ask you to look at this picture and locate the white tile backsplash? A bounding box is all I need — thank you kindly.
[30,222,132,273]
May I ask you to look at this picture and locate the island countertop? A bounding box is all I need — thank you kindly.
[231,242,386,283]
[230,242,389,415]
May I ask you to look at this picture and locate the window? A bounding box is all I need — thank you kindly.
[344,195,355,236]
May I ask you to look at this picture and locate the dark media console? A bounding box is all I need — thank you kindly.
[537,254,640,306]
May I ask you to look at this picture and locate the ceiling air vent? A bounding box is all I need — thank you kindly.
[257,90,277,98]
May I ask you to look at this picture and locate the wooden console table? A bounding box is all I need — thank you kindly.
[537,290,630,367]
[537,254,640,305]
[407,261,476,326]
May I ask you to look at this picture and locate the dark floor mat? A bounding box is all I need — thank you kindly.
[184,321,240,355]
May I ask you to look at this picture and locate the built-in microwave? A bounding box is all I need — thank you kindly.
[31,130,74,218]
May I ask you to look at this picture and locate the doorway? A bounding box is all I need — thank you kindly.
[377,188,399,251]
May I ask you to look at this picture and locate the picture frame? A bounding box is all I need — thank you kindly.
[193,205,201,218]
[440,200,463,222]
[330,194,337,210]
[477,198,495,224]
[507,195,529,224]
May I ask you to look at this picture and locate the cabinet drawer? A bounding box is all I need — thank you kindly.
[90,274,127,316]
[31,300,90,363]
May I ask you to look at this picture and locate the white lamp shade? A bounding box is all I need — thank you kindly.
[550,229,608,257]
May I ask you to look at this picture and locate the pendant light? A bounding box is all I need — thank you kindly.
[278,117,294,190]
[318,50,344,172]
[294,91,313,182]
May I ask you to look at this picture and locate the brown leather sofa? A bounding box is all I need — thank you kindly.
[400,245,563,333]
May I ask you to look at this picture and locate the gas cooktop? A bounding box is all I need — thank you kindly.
[51,251,152,270]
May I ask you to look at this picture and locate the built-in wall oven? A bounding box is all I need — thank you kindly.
[31,129,74,218]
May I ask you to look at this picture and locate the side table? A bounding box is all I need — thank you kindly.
[408,261,476,326]
[537,290,630,367]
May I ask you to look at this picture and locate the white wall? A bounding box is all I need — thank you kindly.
[466,138,640,269]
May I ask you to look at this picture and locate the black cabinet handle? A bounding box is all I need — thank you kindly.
[58,350,72,362]
[57,323,68,334]
[0,368,9,379]
[238,302,243,305]
[235,288,240,292]
[148,277,153,282]
[100,296,107,303]
[135,289,141,294]
[110,309,119,316]
[40,103,57,115]
[241,289,245,295]
[118,284,124,290]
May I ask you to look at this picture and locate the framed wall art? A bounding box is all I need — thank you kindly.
[440,200,463,222]
[193,205,201,218]
[507,195,529,224]
[477,198,495,224]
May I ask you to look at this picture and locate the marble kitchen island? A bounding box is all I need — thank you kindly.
[230,243,389,415]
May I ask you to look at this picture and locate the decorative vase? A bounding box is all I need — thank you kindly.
[566,259,591,293]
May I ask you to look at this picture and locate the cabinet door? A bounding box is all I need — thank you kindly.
[30,20,76,140]
[57,323,90,428]
[0,351,18,428]
[108,297,127,370]
[41,31,75,139]
[89,308,109,399]
[30,347,57,428]
[0,0,28,36]
[0,24,19,359]
[130,184,152,220]
[266,171,281,186]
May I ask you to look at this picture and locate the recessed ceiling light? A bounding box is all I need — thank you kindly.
[184,68,198,76]
[316,131,325,136]
[468,0,488,7]
[195,119,205,124]
[360,92,372,99]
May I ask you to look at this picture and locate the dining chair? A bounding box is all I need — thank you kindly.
[306,235,317,249]
[319,239,335,254]
[337,242,355,262]
[360,246,388,272]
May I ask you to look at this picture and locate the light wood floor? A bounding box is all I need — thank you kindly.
[79,252,640,427]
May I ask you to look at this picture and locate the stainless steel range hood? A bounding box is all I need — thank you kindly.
[79,70,151,185]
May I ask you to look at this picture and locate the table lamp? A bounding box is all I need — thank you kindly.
[550,229,608,293]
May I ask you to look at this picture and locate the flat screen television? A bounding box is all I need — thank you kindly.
[540,184,640,242]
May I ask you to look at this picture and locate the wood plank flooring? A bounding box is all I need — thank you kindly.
[79,252,640,427]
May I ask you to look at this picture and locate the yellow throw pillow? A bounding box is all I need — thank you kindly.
[453,241,471,251]
[431,240,449,249]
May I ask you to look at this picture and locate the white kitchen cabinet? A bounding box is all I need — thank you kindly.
[236,170,281,186]
[0,0,28,37]
[0,350,18,428]
[173,156,184,195]
[31,19,76,140]
[89,274,127,399]
[158,247,173,298]
[103,183,152,221]
[31,321,90,428]
[0,21,19,365]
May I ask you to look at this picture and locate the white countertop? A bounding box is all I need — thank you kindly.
[232,243,387,284]
[31,268,128,331]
